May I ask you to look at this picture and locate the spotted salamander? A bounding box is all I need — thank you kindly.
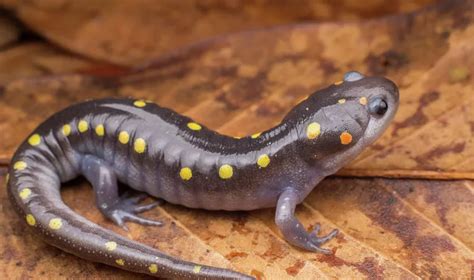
[6,71,399,279]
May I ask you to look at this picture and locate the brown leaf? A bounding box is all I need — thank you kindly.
[1,0,435,65]
[1,2,473,280]
[0,13,19,48]
[0,42,102,84]
[0,0,472,179]
[1,170,473,278]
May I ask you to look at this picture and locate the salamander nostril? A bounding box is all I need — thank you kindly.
[368,98,388,116]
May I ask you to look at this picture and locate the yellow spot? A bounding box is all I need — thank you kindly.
[28,134,41,146]
[78,120,89,133]
[62,124,71,136]
[306,122,321,140]
[219,164,233,179]
[116,259,125,266]
[334,80,343,85]
[95,124,105,136]
[49,218,63,230]
[19,188,32,200]
[134,138,146,153]
[14,161,27,171]
[449,66,470,83]
[187,122,202,131]
[118,131,130,144]
[193,265,202,273]
[340,131,353,145]
[179,167,192,181]
[105,241,117,251]
[26,214,36,226]
[338,99,346,104]
[149,264,158,274]
[359,97,368,105]
[251,132,261,139]
[257,154,270,168]
[133,100,147,108]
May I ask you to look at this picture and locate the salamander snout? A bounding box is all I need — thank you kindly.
[350,72,399,143]
[334,71,399,145]
[341,71,399,117]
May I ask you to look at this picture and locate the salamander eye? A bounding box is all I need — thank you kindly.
[368,98,388,116]
[343,71,365,82]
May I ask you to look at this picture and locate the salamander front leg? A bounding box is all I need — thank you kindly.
[81,155,163,230]
[275,189,338,254]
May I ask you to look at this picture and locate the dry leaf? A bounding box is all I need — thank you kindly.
[1,0,435,65]
[0,42,103,84]
[0,13,19,48]
[0,2,473,279]
[1,171,473,278]
[0,0,472,179]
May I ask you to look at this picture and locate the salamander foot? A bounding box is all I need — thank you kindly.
[105,191,164,230]
[81,155,164,230]
[275,189,338,254]
[308,223,339,254]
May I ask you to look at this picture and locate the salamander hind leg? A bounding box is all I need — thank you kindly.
[275,189,338,254]
[81,155,163,230]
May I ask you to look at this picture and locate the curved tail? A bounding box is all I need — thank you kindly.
[6,149,253,279]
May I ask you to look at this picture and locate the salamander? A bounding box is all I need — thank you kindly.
[6,71,399,279]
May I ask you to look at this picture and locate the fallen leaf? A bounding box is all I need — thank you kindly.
[0,0,472,179]
[1,170,472,278]
[0,13,19,48]
[1,1,473,280]
[0,42,103,84]
[1,0,436,65]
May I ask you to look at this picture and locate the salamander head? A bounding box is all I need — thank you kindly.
[336,71,399,147]
[292,71,399,172]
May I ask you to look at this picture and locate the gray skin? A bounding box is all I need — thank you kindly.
[7,71,399,279]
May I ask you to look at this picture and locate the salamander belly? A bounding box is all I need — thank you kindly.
[135,165,283,211]
[119,148,314,211]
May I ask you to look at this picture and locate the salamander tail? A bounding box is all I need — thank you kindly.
[6,154,254,280]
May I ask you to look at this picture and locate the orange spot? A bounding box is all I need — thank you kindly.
[340,132,353,145]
